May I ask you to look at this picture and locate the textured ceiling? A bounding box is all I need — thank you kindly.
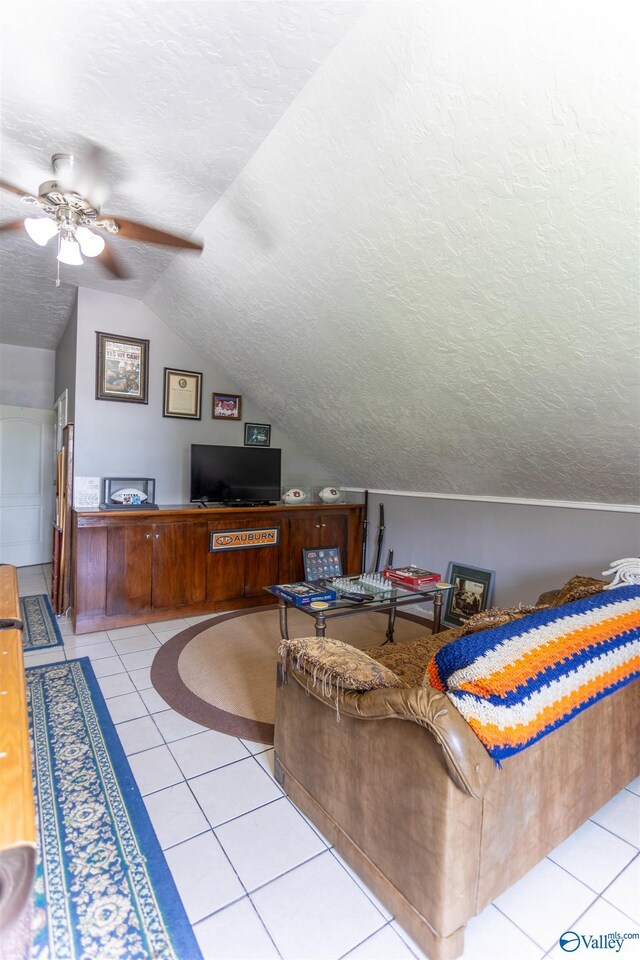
[1,2,638,504]
[0,1,364,346]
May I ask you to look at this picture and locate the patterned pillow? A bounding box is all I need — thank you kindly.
[459,604,546,636]
[426,585,640,762]
[551,575,608,607]
[279,636,405,693]
[370,633,452,687]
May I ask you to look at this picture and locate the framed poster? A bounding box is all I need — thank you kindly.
[442,562,495,628]
[244,422,271,446]
[163,367,202,419]
[303,546,343,581]
[96,332,149,404]
[212,393,242,420]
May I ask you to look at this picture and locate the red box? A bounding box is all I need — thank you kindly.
[383,565,441,587]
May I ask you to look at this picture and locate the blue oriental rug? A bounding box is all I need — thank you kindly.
[21,594,63,650]
[26,657,202,960]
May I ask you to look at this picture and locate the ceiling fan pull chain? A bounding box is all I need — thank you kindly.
[55,232,61,287]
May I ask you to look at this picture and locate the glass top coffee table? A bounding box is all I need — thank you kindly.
[265,576,452,643]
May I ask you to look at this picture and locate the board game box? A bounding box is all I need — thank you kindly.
[270,581,337,606]
[383,565,442,587]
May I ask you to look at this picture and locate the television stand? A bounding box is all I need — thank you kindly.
[226,500,275,507]
[71,503,365,633]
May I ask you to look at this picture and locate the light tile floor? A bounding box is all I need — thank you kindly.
[19,564,640,960]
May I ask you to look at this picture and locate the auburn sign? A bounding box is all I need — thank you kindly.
[209,527,280,551]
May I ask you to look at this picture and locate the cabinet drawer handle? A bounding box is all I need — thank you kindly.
[315,523,320,528]
[145,534,152,540]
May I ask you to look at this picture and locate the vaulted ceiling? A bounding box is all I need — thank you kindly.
[1,1,638,504]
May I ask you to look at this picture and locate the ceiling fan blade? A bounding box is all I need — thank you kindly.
[102,215,203,251]
[0,218,25,232]
[0,179,31,199]
[97,241,130,280]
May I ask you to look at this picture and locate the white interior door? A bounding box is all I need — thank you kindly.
[0,405,55,566]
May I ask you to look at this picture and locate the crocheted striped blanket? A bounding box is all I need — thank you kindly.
[427,585,640,762]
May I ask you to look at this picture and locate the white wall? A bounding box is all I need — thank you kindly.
[73,287,331,503]
[0,343,55,408]
[54,295,78,421]
[359,493,640,609]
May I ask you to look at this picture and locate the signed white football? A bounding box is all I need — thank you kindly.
[110,488,148,504]
[283,488,307,505]
[319,487,340,503]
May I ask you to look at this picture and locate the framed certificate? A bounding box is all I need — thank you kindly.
[163,368,202,419]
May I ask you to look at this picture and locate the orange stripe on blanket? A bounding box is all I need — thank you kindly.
[460,609,640,698]
[426,658,445,691]
[462,656,640,749]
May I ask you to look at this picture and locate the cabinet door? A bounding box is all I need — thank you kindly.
[206,520,247,602]
[151,521,207,609]
[318,512,348,555]
[287,511,349,581]
[286,516,312,582]
[207,517,282,601]
[106,524,153,616]
[243,539,280,597]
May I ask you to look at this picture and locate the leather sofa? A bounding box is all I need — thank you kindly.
[274,595,640,960]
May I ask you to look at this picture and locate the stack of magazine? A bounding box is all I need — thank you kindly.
[270,581,337,606]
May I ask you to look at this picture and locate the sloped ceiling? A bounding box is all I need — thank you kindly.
[0,1,364,342]
[1,2,638,504]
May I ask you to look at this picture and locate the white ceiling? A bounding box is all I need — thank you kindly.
[0,1,364,344]
[1,1,638,504]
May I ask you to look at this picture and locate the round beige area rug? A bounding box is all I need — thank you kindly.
[151,605,432,744]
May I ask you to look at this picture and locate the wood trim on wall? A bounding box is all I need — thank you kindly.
[344,488,639,514]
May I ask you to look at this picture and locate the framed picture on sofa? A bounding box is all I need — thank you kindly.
[442,562,495,628]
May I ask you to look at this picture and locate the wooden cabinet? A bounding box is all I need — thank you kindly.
[105,520,207,617]
[71,503,364,634]
[207,517,281,603]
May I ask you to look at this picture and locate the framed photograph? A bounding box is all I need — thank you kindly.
[163,367,202,419]
[244,422,271,446]
[442,562,496,628]
[303,546,343,581]
[212,393,242,420]
[96,332,149,404]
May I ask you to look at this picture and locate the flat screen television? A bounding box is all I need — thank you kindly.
[190,444,281,505]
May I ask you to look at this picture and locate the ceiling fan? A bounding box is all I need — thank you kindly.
[0,153,203,280]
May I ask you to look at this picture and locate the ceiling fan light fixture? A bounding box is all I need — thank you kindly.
[76,225,105,258]
[24,216,58,246]
[57,236,84,266]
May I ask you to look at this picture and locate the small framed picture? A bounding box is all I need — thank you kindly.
[303,546,343,581]
[244,422,271,446]
[442,562,496,628]
[212,393,242,420]
[163,368,202,419]
[96,332,149,403]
